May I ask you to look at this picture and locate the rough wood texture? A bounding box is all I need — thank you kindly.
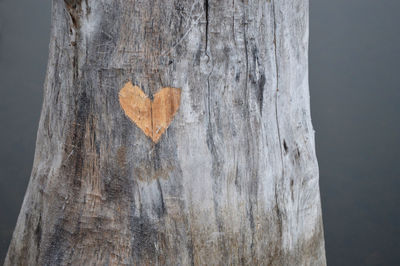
[5,0,326,265]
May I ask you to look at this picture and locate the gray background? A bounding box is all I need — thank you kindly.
[0,0,399,265]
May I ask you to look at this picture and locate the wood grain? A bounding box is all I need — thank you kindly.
[119,82,181,143]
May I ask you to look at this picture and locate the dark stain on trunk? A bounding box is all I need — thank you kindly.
[130,216,159,264]
[64,0,83,29]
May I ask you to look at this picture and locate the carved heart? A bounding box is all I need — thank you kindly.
[119,82,181,143]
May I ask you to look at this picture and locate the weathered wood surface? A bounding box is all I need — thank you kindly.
[5,0,326,265]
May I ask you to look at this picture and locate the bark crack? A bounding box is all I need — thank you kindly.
[244,19,249,103]
[232,0,236,43]
[156,178,166,217]
[242,5,257,257]
[272,0,284,239]
[204,0,209,54]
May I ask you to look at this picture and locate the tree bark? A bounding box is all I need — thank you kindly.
[5,0,325,265]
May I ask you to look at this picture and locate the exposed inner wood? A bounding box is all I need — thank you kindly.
[119,82,181,143]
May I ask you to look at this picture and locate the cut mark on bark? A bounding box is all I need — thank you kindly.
[119,82,181,143]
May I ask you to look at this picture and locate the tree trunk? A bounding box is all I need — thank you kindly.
[5,0,325,265]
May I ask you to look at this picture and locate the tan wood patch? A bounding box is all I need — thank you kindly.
[119,82,181,143]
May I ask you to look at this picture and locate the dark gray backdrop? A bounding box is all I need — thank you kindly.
[1,0,399,265]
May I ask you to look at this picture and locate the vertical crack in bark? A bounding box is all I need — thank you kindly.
[232,0,236,43]
[65,0,82,83]
[244,19,249,103]
[272,0,284,239]
[204,0,209,54]
[242,3,256,257]
[206,65,227,257]
[156,178,166,218]
[65,1,81,28]
[202,2,226,255]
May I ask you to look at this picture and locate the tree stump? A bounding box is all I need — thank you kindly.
[5,0,326,265]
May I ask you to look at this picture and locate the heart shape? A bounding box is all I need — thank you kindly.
[119,82,181,143]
